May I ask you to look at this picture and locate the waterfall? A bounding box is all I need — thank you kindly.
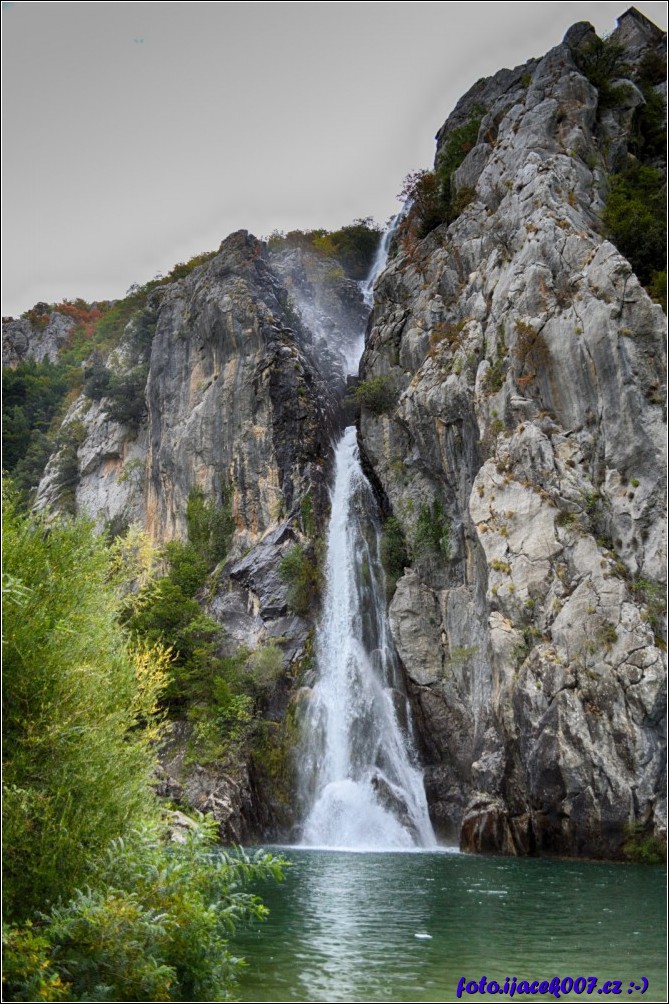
[359,209,404,309]
[298,214,436,850]
[342,210,406,372]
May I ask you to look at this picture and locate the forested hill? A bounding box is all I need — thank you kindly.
[2,15,666,996]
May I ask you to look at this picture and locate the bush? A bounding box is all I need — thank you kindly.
[279,544,321,616]
[2,488,169,920]
[2,358,78,484]
[104,365,149,432]
[602,163,667,286]
[2,490,283,999]
[311,218,383,280]
[400,107,484,239]
[399,170,445,239]
[573,36,629,102]
[631,84,667,162]
[267,219,382,280]
[435,107,484,205]
[380,516,408,593]
[351,375,398,415]
[124,578,221,708]
[123,486,235,708]
[3,820,283,1002]
[51,420,88,514]
[623,822,666,864]
[414,499,451,560]
[647,270,667,311]
[185,484,234,568]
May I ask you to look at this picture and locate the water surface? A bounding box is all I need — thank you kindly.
[232,849,666,1003]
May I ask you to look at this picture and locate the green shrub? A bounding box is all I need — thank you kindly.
[188,690,255,765]
[647,270,667,311]
[51,420,88,514]
[602,164,667,287]
[435,108,484,209]
[184,642,285,767]
[247,643,284,692]
[573,36,629,103]
[184,640,284,767]
[267,219,382,280]
[2,358,78,492]
[399,169,446,239]
[312,218,383,280]
[82,352,111,400]
[279,544,321,616]
[2,488,169,921]
[414,499,451,559]
[2,923,69,1002]
[630,577,666,646]
[123,486,235,708]
[299,489,316,538]
[380,515,409,593]
[3,820,283,1003]
[400,108,484,239]
[484,327,507,393]
[185,484,234,568]
[125,579,223,708]
[104,365,149,432]
[351,375,398,415]
[623,822,666,864]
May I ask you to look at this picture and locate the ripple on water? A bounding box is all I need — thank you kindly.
[231,850,667,1003]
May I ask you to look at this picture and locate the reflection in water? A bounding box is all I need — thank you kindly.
[232,850,667,1004]
[295,851,432,1001]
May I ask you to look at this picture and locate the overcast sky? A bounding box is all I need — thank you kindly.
[2,1,667,317]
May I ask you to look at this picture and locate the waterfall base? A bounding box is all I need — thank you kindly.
[301,778,417,851]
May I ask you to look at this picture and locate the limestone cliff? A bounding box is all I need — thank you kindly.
[3,9,665,859]
[359,9,666,857]
[13,231,366,840]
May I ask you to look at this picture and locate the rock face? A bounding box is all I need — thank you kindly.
[2,308,75,368]
[5,10,665,860]
[358,11,666,857]
[30,230,365,839]
[36,231,355,545]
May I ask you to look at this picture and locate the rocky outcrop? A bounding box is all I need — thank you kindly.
[31,231,365,838]
[2,307,75,368]
[6,9,665,860]
[35,232,365,544]
[359,11,666,858]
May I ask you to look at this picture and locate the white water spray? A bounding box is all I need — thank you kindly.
[359,209,406,309]
[341,210,406,372]
[299,216,435,850]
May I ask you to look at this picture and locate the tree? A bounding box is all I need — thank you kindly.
[2,487,168,919]
[2,487,283,1001]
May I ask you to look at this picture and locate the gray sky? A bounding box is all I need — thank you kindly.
[2,1,667,317]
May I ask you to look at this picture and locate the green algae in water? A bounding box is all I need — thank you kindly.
[231,850,667,1003]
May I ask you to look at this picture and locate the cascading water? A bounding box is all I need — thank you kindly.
[343,209,406,371]
[359,211,403,309]
[298,215,436,850]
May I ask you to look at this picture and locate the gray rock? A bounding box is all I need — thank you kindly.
[359,15,666,859]
[3,311,75,367]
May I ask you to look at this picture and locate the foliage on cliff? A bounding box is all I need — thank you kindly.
[603,163,667,293]
[2,251,217,502]
[266,217,383,279]
[2,358,77,499]
[121,486,285,766]
[399,107,484,239]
